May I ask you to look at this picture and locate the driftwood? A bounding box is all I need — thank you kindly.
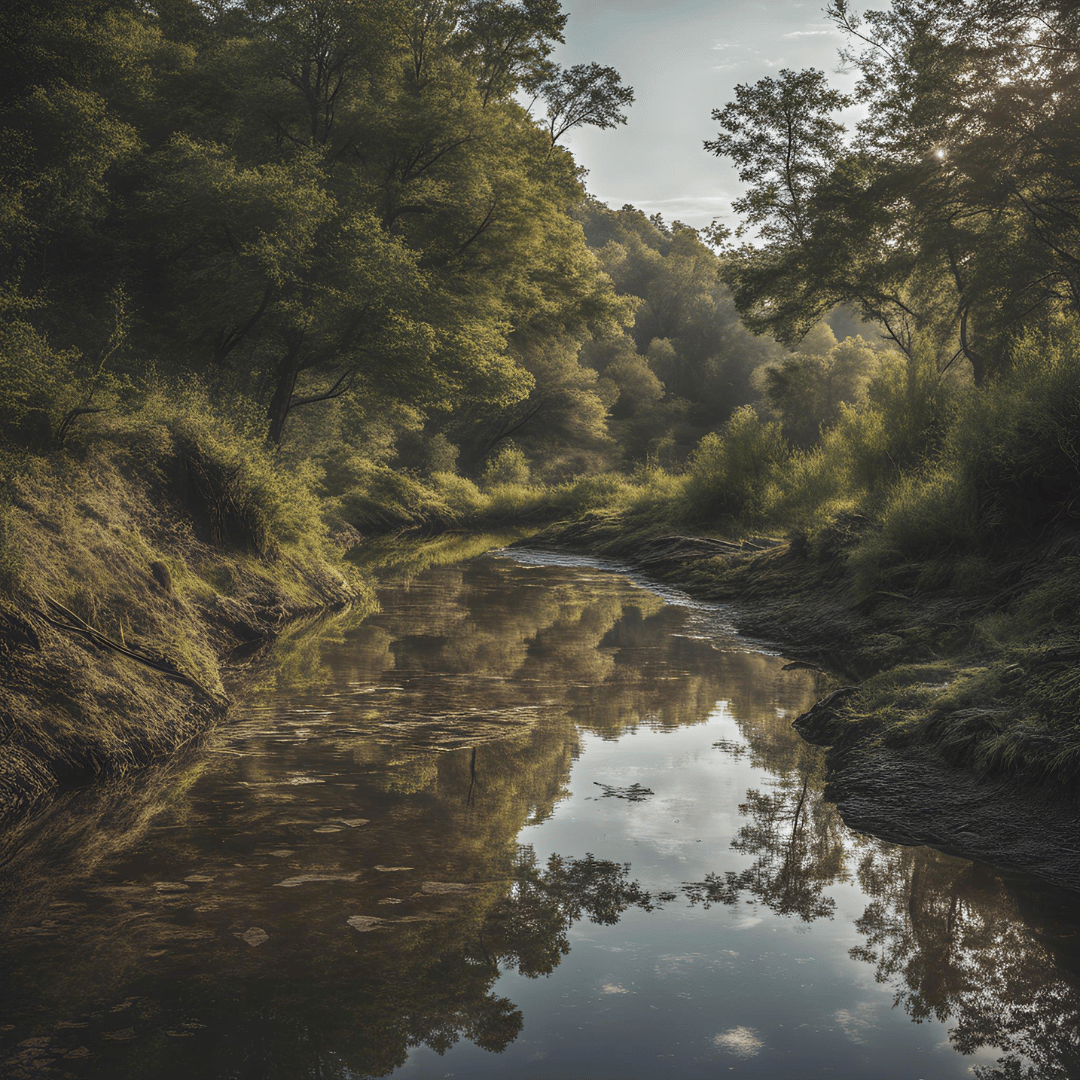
[792,685,862,744]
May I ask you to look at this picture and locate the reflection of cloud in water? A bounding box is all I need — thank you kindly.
[834,1002,877,1044]
[654,951,739,980]
[655,952,707,978]
[728,913,763,930]
[713,1026,764,1057]
[600,982,629,994]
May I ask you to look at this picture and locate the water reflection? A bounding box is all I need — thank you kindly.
[852,846,1080,1079]
[0,553,1077,1079]
[683,682,1080,1078]
[680,699,845,919]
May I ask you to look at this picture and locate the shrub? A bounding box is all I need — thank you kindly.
[764,443,856,533]
[481,443,530,488]
[680,406,787,525]
[430,471,486,517]
[109,385,329,559]
[850,320,1080,590]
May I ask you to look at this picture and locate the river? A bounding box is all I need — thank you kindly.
[1,549,1078,1079]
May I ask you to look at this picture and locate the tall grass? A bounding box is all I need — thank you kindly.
[106,385,331,561]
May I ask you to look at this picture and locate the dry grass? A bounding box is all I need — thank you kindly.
[0,444,363,824]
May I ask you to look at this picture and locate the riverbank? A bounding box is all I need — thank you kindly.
[0,446,365,829]
[524,514,1080,890]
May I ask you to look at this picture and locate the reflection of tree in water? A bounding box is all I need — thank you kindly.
[683,739,845,921]
[282,847,667,1078]
[478,846,671,980]
[675,679,1080,1080]
[850,843,1080,1080]
[18,557,1080,1077]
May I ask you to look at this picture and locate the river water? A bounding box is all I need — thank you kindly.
[1,550,1078,1080]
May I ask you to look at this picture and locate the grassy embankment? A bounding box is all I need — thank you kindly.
[0,391,367,825]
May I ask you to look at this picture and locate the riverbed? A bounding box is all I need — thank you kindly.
[1,550,1077,1079]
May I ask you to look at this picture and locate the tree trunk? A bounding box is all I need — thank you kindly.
[266,335,304,446]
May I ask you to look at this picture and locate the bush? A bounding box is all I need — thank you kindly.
[851,320,1080,589]
[954,323,1080,541]
[764,443,856,533]
[0,315,77,449]
[681,406,787,525]
[430,471,486,517]
[481,443,531,488]
[109,385,329,559]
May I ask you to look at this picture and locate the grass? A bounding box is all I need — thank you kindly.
[0,395,366,823]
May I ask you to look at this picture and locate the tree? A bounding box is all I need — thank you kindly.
[705,68,851,246]
[459,0,567,105]
[576,201,783,462]
[540,61,634,147]
[709,0,1080,384]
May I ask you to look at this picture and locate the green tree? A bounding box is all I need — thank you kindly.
[705,67,851,247]
[540,61,634,147]
[711,0,1080,385]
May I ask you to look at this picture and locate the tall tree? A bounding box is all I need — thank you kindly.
[709,0,1080,384]
[705,68,850,247]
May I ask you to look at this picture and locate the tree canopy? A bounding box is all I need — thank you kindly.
[709,0,1080,385]
[0,0,635,452]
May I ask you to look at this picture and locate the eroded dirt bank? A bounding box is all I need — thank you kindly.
[524,518,1080,892]
[0,451,361,830]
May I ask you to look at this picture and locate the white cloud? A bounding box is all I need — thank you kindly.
[834,1003,878,1044]
[713,1026,764,1058]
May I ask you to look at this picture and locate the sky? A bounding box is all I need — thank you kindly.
[551,0,862,231]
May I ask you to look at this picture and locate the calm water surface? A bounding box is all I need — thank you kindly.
[1,550,1078,1080]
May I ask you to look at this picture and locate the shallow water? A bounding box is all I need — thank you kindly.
[1,550,1078,1079]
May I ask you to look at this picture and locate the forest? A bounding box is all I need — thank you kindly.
[0,0,1078,802]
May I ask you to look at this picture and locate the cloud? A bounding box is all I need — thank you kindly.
[713,1026,764,1058]
[834,1003,878,1044]
[783,28,837,37]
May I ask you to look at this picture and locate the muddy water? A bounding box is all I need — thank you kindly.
[1,550,1078,1080]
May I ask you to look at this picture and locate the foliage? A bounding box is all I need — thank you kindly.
[540,62,634,146]
[577,200,784,466]
[0,0,638,481]
[855,322,1080,585]
[706,68,850,247]
[760,333,900,449]
[710,0,1080,386]
[481,443,530,487]
[681,406,788,525]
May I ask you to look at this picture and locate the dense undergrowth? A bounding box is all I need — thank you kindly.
[511,323,1080,793]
